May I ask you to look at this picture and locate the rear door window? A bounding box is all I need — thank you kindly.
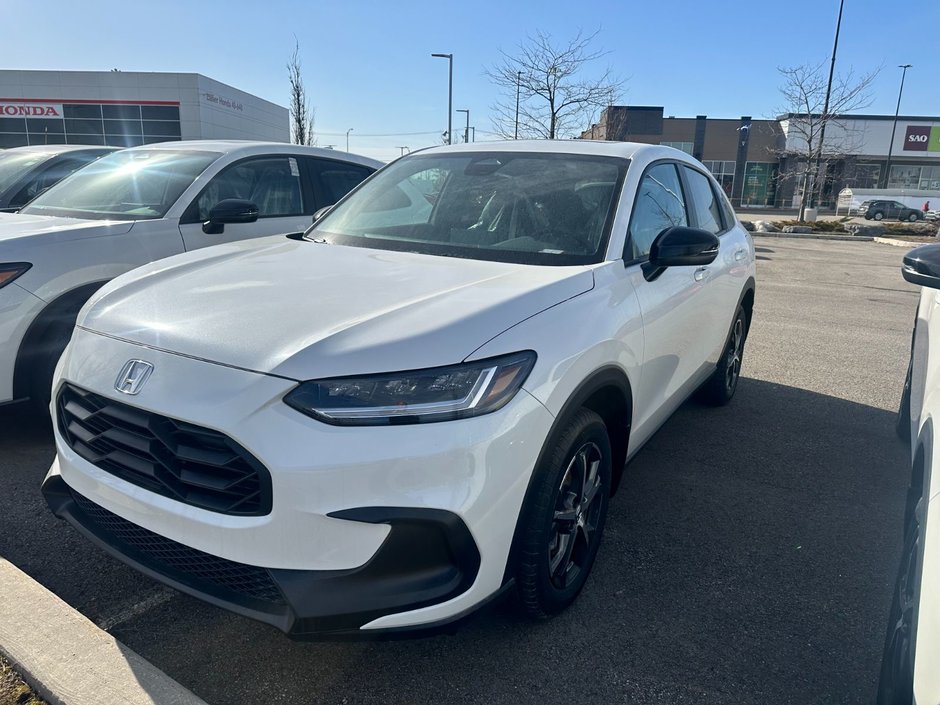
[306,158,374,209]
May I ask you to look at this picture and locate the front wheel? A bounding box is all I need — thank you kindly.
[698,306,748,406]
[874,211,885,221]
[513,408,612,618]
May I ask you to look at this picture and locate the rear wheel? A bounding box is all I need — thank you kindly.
[698,306,748,406]
[908,213,918,223]
[876,507,920,704]
[514,408,612,618]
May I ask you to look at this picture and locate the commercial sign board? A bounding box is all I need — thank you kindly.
[0,102,63,117]
[904,125,940,152]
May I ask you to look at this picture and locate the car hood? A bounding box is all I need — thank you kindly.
[80,237,594,380]
[0,212,133,246]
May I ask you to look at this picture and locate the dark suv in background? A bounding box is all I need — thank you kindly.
[859,199,924,222]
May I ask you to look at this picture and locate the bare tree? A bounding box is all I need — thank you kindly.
[486,30,622,140]
[287,39,315,145]
[775,61,877,219]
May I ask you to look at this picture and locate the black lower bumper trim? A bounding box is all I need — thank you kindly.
[42,474,483,638]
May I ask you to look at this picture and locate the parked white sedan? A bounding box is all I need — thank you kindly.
[43,141,756,638]
[0,141,380,408]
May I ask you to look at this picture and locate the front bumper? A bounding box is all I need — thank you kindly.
[43,473,483,638]
[47,327,555,635]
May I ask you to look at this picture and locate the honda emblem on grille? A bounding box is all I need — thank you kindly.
[114,360,154,395]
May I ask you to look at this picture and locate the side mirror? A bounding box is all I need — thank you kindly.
[642,226,720,282]
[312,205,333,223]
[902,244,940,289]
[202,199,259,234]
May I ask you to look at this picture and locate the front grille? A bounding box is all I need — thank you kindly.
[70,490,285,605]
[57,384,272,516]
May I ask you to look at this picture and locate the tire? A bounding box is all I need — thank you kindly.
[908,213,918,223]
[874,211,885,221]
[897,360,912,443]
[27,325,73,415]
[514,408,612,618]
[698,306,748,406]
[876,506,921,704]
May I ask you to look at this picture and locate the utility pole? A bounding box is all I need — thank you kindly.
[807,0,844,215]
[883,64,913,190]
[514,71,522,139]
[346,128,353,152]
[397,146,409,157]
[457,109,470,143]
[431,53,453,145]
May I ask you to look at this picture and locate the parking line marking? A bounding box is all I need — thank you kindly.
[96,588,177,631]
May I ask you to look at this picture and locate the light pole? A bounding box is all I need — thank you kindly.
[457,109,470,143]
[514,71,522,139]
[883,64,913,190]
[431,53,453,145]
[346,128,353,152]
[397,146,409,156]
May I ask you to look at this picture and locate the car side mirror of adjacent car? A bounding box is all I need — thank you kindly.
[642,226,720,282]
[902,244,940,289]
[202,199,259,234]
[312,205,333,223]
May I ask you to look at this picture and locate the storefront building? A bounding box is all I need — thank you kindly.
[582,106,940,209]
[0,70,288,149]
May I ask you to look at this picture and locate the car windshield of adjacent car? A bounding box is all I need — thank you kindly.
[0,151,50,195]
[20,149,220,220]
[307,151,627,265]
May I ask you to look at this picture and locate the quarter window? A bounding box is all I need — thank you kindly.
[683,167,724,234]
[195,156,304,221]
[626,163,687,260]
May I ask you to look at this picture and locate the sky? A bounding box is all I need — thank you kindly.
[3,0,938,162]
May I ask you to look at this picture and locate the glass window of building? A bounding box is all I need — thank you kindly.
[702,160,735,197]
[660,141,694,155]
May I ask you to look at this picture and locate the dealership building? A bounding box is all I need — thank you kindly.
[0,70,289,149]
[582,105,940,209]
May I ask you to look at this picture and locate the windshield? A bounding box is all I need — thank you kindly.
[308,152,627,265]
[20,149,219,220]
[0,152,49,195]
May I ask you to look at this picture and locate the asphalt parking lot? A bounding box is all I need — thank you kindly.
[0,238,920,705]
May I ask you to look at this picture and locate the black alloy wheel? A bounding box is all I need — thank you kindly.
[514,408,612,618]
[876,510,921,704]
[698,306,748,406]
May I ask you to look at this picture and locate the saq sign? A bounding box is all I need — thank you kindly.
[904,125,940,153]
[0,103,62,118]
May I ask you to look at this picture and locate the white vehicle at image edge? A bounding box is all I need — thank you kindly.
[0,141,380,408]
[883,244,940,705]
[41,141,756,638]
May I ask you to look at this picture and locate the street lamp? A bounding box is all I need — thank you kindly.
[431,53,453,145]
[397,146,409,156]
[456,109,470,144]
[514,70,522,139]
[346,128,353,152]
[883,64,913,190]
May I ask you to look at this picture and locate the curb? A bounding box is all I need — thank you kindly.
[0,559,207,705]
[874,237,919,249]
[750,232,874,242]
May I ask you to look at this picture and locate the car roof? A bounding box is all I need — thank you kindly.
[120,140,383,169]
[0,144,118,156]
[414,139,699,165]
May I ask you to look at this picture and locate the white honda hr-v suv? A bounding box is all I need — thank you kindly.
[43,141,756,638]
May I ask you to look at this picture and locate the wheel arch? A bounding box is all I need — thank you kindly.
[12,280,108,400]
[501,365,633,586]
[738,277,756,334]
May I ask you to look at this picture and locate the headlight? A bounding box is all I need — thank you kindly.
[284,351,536,425]
[0,263,31,289]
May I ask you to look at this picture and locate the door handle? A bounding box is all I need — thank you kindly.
[734,249,748,262]
[693,267,710,282]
